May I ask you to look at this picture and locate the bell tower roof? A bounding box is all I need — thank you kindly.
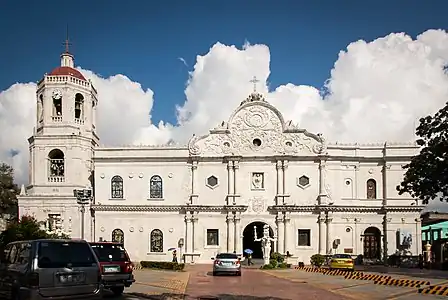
[47,30,86,81]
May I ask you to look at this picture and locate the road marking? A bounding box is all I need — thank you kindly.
[332,282,372,290]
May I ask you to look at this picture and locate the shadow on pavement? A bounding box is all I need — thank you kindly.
[125,292,290,299]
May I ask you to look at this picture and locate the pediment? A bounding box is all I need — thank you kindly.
[188,94,327,157]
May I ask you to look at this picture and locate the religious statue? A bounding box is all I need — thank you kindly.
[254,224,276,265]
[252,173,264,189]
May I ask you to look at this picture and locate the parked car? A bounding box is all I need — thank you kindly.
[0,239,103,299]
[329,253,355,271]
[212,253,241,276]
[89,242,135,296]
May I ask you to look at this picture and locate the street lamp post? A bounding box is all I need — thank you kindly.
[73,188,92,240]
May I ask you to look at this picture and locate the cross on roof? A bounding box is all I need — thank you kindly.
[249,76,260,92]
[63,25,72,54]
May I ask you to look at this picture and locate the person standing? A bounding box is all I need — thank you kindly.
[247,253,253,266]
[172,250,178,263]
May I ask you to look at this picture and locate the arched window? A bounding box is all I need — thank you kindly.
[74,93,84,120]
[150,229,163,252]
[48,149,65,181]
[111,175,124,199]
[112,228,124,244]
[150,175,163,199]
[366,179,377,199]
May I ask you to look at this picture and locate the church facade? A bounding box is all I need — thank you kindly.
[18,49,424,264]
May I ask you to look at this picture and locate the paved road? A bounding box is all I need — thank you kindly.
[184,264,347,299]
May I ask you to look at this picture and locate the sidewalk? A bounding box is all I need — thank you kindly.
[357,265,448,279]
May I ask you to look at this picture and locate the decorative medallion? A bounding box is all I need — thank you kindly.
[139,173,144,178]
[129,227,134,232]
[168,173,174,178]
[139,227,144,232]
[100,173,105,179]
[100,227,105,232]
[129,173,134,178]
[249,197,265,214]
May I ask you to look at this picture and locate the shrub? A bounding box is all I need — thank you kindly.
[278,263,289,268]
[260,264,274,269]
[140,261,185,271]
[269,259,278,268]
[270,252,285,263]
[310,254,325,267]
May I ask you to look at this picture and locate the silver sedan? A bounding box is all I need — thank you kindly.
[212,253,242,276]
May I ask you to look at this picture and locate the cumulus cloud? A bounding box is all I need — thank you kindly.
[1,29,448,213]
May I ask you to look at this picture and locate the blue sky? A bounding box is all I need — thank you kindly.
[0,0,446,125]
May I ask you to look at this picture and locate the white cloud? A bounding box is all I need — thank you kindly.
[1,29,448,210]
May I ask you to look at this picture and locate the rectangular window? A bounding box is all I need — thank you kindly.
[298,229,311,246]
[207,229,219,246]
[38,241,96,268]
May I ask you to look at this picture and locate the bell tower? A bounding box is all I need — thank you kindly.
[27,37,99,196]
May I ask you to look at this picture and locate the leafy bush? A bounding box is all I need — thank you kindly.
[270,252,285,263]
[310,254,325,267]
[260,264,274,269]
[269,259,278,268]
[278,263,289,268]
[140,261,185,271]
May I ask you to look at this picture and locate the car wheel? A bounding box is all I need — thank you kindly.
[236,271,241,276]
[212,271,217,276]
[111,286,124,296]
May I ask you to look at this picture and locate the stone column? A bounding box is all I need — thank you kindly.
[233,161,239,202]
[191,161,198,195]
[318,214,326,254]
[276,214,285,254]
[282,160,288,200]
[415,218,421,255]
[226,214,234,252]
[354,218,360,254]
[276,161,283,197]
[326,214,333,254]
[234,213,241,253]
[227,161,234,195]
[192,212,198,254]
[185,215,193,255]
[284,213,290,254]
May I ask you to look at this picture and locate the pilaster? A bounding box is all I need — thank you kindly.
[326,213,333,254]
[318,214,326,254]
[276,214,285,254]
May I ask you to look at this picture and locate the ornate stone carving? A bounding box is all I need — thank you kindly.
[251,173,264,189]
[188,134,201,156]
[189,99,323,157]
[247,197,266,214]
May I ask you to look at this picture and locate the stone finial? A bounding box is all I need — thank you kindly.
[20,184,26,196]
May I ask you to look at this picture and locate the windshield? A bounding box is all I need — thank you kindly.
[332,254,352,259]
[38,241,96,268]
[90,243,128,262]
[216,253,238,259]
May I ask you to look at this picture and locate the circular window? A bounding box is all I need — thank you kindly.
[286,141,292,147]
[253,138,262,147]
[346,228,351,233]
[345,180,351,185]
[223,142,230,147]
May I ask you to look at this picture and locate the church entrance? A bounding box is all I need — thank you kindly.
[363,227,381,260]
[242,222,274,259]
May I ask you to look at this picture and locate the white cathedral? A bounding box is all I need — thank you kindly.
[18,47,424,264]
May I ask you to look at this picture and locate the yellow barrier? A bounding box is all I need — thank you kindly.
[374,278,430,288]
[419,285,448,295]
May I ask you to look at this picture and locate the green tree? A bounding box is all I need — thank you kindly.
[397,102,448,204]
[0,163,19,216]
[0,215,47,249]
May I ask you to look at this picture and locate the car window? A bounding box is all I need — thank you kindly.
[16,243,31,265]
[216,253,238,259]
[8,244,18,264]
[332,254,352,259]
[90,243,128,262]
[38,241,96,268]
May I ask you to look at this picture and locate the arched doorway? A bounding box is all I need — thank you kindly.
[242,222,274,259]
[363,227,381,259]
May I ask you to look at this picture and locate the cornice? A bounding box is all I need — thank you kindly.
[91,204,422,214]
[91,204,248,213]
